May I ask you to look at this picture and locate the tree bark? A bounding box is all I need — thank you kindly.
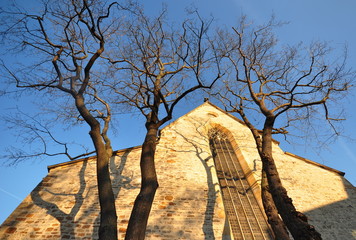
[261,170,290,240]
[75,95,118,240]
[125,124,159,240]
[262,117,322,240]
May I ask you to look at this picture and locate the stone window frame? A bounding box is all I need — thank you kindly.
[206,124,268,225]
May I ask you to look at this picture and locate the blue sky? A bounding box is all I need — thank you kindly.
[1,0,356,224]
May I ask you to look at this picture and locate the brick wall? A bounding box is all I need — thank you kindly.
[1,102,355,239]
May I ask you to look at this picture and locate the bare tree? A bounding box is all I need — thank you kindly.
[0,1,134,239]
[106,9,222,239]
[213,17,353,240]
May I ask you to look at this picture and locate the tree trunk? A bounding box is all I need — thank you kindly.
[125,125,159,240]
[239,113,290,239]
[75,95,118,240]
[262,117,322,240]
[261,170,290,240]
[92,129,118,240]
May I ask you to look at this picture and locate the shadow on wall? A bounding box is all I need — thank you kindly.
[145,188,219,240]
[179,135,218,239]
[165,117,221,240]
[30,161,89,239]
[305,178,356,240]
[0,161,89,240]
[26,148,135,239]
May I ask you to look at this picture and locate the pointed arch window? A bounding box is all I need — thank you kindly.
[209,129,273,240]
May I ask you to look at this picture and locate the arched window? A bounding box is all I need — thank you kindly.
[209,129,273,240]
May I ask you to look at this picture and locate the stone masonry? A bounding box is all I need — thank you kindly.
[0,102,355,239]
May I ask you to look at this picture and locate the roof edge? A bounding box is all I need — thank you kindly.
[47,145,142,172]
[161,101,214,130]
[284,152,345,176]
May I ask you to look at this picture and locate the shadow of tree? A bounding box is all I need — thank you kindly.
[144,187,218,239]
[175,133,218,239]
[28,148,138,239]
[163,117,221,239]
[30,161,88,239]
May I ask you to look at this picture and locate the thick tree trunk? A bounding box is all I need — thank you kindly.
[262,117,322,240]
[125,125,159,240]
[75,95,118,240]
[261,170,290,240]
[91,129,118,240]
[239,113,289,239]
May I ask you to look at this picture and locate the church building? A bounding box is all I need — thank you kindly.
[0,102,355,239]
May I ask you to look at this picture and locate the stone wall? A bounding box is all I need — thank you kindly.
[1,102,355,239]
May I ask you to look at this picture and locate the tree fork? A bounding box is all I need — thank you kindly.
[76,96,118,240]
